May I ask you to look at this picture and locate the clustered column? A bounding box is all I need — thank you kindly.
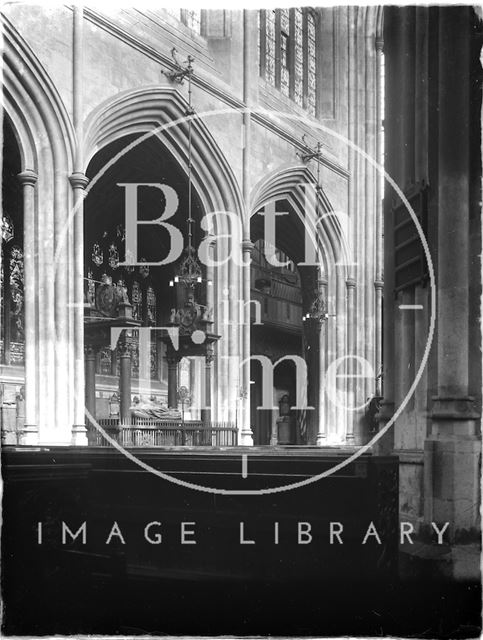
[201,346,214,427]
[18,170,38,445]
[345,277,356,443]
[69,172,89,444]
[240,238,254,445]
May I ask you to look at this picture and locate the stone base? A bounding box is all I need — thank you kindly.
[19,425,38,446]
[239,427,254,446]
[71,424,88,446]
[424,435,481,536]
[276,417,295,445]
[315,433,326,446]
[400,541,481,581]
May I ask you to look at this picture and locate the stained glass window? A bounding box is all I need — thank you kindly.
[307,13,317,116]
[280,9,290,97]
[265,9,276,85]
[294,9,304,107]
[184,10,201,34]
[259,9,318,116]
[165,8,181,20]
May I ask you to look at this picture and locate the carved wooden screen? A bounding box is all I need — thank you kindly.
[1,213,25,366]
[86,224,160,379]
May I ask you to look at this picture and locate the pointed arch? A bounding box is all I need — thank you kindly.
[250,164,353,280]
[83,86,247,431]
[1,15,75,172]
[83,86,245,235]
[1,15,77,443]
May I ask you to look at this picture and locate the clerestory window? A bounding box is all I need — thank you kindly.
[165,8,203,35]
[259,8,319,116]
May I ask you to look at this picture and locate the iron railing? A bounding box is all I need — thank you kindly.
[87,418,238,447]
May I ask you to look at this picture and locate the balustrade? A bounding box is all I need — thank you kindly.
[87,418,237,447]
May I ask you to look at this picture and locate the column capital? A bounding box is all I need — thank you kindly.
[17,169,38,186]
[84,344,97,358]
[117,341,132,358]
[69,172,89,189]
[165,354,181,366]
[21,425,39,446]
[374,279,384,291]
[346,277,357,289]
[204,233,217,248]
[241,239,254,254]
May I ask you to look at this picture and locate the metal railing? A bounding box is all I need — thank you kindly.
[87,418,238,447]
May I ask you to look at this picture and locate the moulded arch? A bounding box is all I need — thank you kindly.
[83,86,245,236]
[2,16,75,173]
[250,164,352,281]
[1,15,78,442]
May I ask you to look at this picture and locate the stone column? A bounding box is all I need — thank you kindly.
[375,34,385,406]
[201,348,213,427]
[374,279,384,396]
[166,355,179,410]
[84,345,97,424]
[18,170,38,445]
[303,317,321,445]
[118,338,132,424]
[69,172,89,445]
[240,239,254,445]
[376,9,399,455]
[316,278,328,445]
[425,7,480,539]
[345,277,356,443]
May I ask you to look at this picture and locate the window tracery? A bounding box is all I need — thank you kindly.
[259,8,319,115]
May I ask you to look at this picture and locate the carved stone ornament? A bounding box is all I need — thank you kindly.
[91,243,103,267]
[95,276,127,317]
[108,244,119,270]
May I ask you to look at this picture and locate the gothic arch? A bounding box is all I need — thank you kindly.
[2,15,77,443]
[83,86,245,235]
[250,163,361,444]
[2,16,75,172]
[250,164,353,280]
[83,86,249,432]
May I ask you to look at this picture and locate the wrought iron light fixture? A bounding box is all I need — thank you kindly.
[165,50,204,291]
[298,135,331,324]
[302,291,327,323]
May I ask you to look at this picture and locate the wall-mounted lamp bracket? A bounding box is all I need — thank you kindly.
[161,48,195,84]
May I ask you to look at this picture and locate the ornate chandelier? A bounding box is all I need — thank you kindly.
[166,50,203,291]
[299,134,328,325]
